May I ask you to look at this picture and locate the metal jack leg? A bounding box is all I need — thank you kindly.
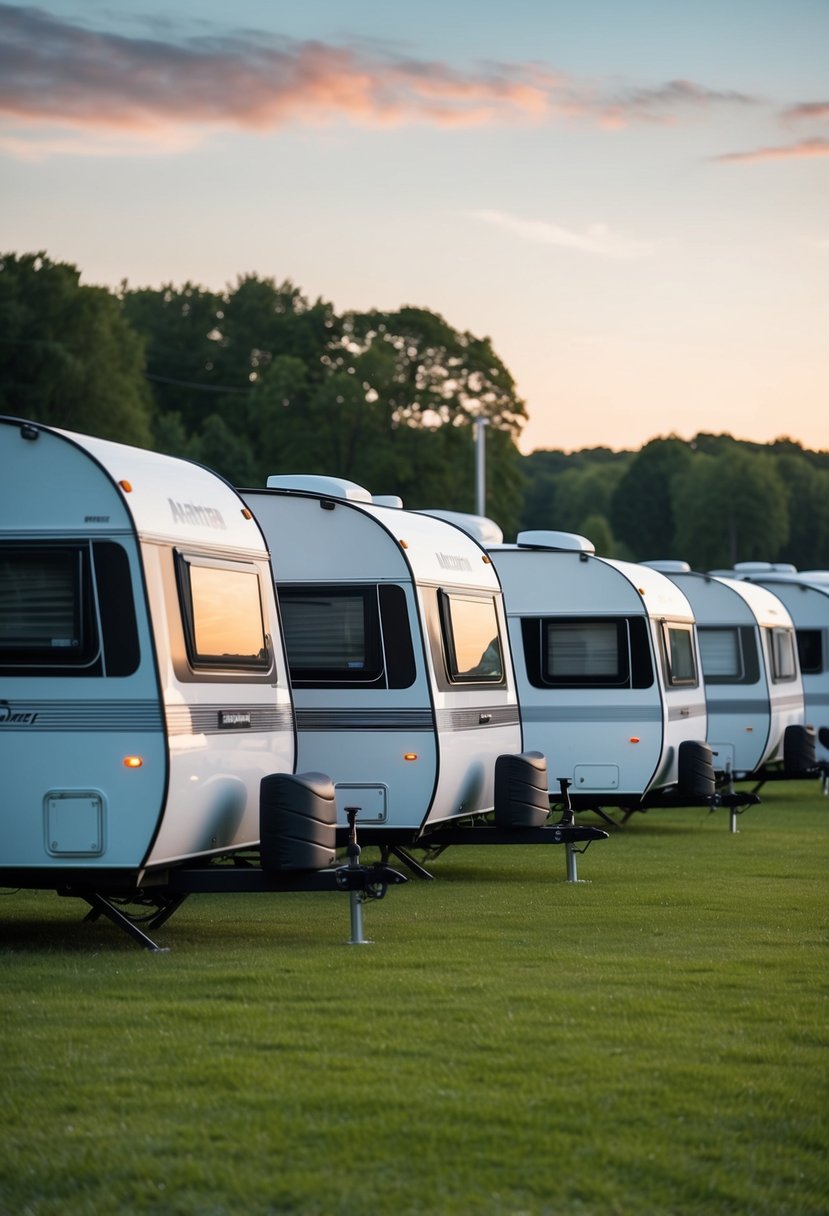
[344,806,371,945]
[556,778,584,883]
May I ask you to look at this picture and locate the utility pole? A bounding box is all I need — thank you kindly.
[475,417,489,517]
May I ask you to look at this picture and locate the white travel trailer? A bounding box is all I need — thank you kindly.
[481,531,717,819]
[242,477,526,848]
[714,563,829,768]
[644,563,811,781]
[0,419,403,948]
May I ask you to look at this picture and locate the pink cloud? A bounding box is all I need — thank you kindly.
[0,4,764,157]
[712,137,829,163]
[782,101,829,122]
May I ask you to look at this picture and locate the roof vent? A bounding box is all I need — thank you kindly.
[641,559,692,573]
[516,530,595,554]
[372,495,404,509]
[417,510,504,546]
[265,474,372,502]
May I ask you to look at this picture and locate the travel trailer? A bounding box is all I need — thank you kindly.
[713,563,829,768]
[478,531,720,819]
[643,564,811,782]
[242,480,607,871]
[0,418,403,948]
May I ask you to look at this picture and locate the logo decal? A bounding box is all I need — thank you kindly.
[0,702,38,726]
[169,498,227,530]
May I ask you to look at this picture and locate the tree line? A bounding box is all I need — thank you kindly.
[2,251,827,571]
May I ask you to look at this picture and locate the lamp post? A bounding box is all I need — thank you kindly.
[475,417,489,517]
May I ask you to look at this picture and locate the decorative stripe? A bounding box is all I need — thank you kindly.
[0,700,163,731]
[667,703,707,722]
[166,704,295,736]
[521,704,663,723]
[295,708,434,732]
[436,706,521,731]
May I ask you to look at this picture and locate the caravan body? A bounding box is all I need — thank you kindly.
[484,532,708,809]
[719,563,829,765]
[644,564,805,778]
[0,417,295,890]
[242,478,521,840]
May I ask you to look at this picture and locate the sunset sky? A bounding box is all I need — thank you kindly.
[2,0,827,454]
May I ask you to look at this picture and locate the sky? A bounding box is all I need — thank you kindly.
[1,0,827,455]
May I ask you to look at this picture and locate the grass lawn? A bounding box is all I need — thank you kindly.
[1,781,827,1215]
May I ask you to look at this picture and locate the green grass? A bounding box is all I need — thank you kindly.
[1,782,827,1215]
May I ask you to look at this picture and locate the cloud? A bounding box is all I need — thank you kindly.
[0,4,765,158]
[782,101,829,123]
[599,78,759,129]
[471,209,655,259]
[711,137,829,163]
[0,4,559,150]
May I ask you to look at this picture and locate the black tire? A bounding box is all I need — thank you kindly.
[783,725,816,776]
[677,740,715,798]
[260,771,337,871]
[494,751,550,828]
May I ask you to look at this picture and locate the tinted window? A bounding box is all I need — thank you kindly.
[697,625,759,685]
[796,628,823,675]
[439,591,504,684]
[521,615,653,689]
[177,554,270,671]
[662,623,698,687]
[0,543,100,674]
[766,626,797,683]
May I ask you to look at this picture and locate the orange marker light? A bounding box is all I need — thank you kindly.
[123,756,143,768]
[629,737,640,744]
[403,753,418,762]
[241,507,253,519]
[118,480,133,493]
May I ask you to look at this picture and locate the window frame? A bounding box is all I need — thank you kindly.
[437,589,506,687]
[175,551,272,674]
[660,621,699,688]
[765,625,798,684]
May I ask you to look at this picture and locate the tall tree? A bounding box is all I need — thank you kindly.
[0,252,153,445]
[672,449,789,569]
[775,453,829,570]
[610,437,694,559]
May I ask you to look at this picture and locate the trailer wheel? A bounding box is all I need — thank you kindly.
[783,724,816,776]
[260,771,337,871]
[677,740,715,798]
[494,751,550,828]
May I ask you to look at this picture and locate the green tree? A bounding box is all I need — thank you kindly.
[672,449,789,569]
[0,252,154,445]
[610,436,694,559]
[775,453,829,569]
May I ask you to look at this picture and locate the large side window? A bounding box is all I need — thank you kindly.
[697,625,759,685]
[661,622,698,687]
[176,553,270,672]
[0,543,100,675]
[0,541,139,678]
[796,629,824,676]
[520,615,653,689]
[766,626,797,683]
[278,583,414,689]
[438,590,505,685]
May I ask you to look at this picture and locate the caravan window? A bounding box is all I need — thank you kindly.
[278,584,415,689]
[177,554,270,672]
[0,545,93,667]
[796,629,823,675]
[766,626,797,683]
[0,541,138,678]
[660,622,698,687]
[521,616,653,689]
[697,626,760,684]
[438,591,505,684]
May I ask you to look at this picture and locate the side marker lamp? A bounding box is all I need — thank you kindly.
[403,753,418,762]
[123,756,144,769]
